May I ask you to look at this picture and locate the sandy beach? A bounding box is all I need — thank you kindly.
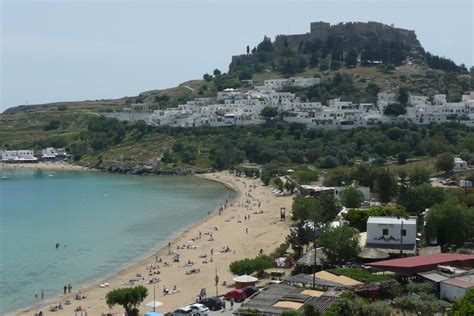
[11,171,293,316]
[0,162,91,172]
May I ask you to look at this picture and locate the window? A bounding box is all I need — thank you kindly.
[383,229,388,236]
[402,229,407,236]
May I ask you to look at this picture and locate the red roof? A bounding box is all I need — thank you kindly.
[442,278,474,289]
[369,253,474,268]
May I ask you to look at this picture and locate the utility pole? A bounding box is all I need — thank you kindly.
[400,220,404,257]
[215,267,219,296]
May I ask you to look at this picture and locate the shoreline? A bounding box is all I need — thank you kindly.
[0,162,92,172]
[9,171,293,316]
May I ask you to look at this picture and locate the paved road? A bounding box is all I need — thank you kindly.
[208,301,242,316]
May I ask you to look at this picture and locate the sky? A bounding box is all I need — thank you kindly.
[1,0,473,112]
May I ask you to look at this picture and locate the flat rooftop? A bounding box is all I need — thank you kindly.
[367,216,416,225]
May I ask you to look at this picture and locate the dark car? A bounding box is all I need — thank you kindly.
[199,296,224,311]
[242,286,259,298]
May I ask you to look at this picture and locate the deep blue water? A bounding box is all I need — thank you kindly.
[0,169,232,314]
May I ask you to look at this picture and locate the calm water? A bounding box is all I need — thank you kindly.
[0,169,233,314]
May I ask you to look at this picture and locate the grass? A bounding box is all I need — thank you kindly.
[328,268,396,283]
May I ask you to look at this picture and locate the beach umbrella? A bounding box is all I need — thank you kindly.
[145,312,163,316]
[145,300,164,308]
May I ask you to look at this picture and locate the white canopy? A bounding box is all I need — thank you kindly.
[233,275,258,283]
[146,300,164,308]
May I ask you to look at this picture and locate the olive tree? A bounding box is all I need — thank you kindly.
[106,285,148,316]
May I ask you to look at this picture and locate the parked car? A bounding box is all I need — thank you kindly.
[170,306,199,316]
[199,297,224,311]
[224,289,247,302]
[189,303,209,316]
[242,286,259,298]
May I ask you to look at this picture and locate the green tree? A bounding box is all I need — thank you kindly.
[397,152,408,165]
[319,226,360,265]
[345,49,358,68]
[203,73,213,82]
[435,152,455,173]
[319,59,329,71]
[397,184,446,214]
[374,170,398,204]
[260,106,278,119]
[409,167,431,185]
[398,87,409,105]
[292,196,317,222]
[213,69,222,77]
[286,222,314,259]
[424,200,473,246]
[451,288,474,316]
[340,186,365,208]
[384,103,406,116]
[303,304,320,316]
[365,83,381,97]
[44,119,60,131]
[106,286,148,316]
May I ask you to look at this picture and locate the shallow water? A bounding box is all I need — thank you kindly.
[0,169,233,314]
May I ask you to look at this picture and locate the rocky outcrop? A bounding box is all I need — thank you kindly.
[94,163,211,176]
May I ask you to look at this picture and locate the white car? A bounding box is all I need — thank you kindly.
[170,306,199,316]
[189,303,210,316]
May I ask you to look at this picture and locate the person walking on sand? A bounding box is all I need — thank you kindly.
[68,283,72,293]
[41,291,44,300]
[246,228,249,234]
[230,298,234,310]
[63,285,67,294]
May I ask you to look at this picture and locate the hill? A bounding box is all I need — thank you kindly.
[1,21,473,174]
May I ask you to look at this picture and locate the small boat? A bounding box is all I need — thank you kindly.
[48,174,55,178]
[1,176,8,180]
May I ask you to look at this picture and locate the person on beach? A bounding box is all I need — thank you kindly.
[230,298,234,310]
[246,228,248,234]
[41,291,44,300]
[68,283,72,293]
[64,285,67,294]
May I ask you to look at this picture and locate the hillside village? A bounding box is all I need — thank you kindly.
[104,76,474,129]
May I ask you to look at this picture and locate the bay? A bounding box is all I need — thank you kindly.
[0,169,233,314]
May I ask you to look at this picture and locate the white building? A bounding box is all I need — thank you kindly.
[41,147,67,159]
[366,216,417,254]
[440,275,474,301]
[454,157,468,171]
[377,93,397,112]
[264,77,319,91]
[1,150,38,162]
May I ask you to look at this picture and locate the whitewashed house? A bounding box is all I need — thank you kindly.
[366,216,417,254]
[454,157,468,170]
[1,150,38,162]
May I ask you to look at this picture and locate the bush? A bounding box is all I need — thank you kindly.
[229,255,273,276]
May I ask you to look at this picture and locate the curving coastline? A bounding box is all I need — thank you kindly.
[9,170,293,316]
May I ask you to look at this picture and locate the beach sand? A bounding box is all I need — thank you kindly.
[12,171,293,316]
[1,162,90,172]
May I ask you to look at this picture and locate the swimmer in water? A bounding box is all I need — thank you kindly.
[55,243,59,249]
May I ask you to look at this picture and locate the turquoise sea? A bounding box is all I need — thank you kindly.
[0,169,233,314]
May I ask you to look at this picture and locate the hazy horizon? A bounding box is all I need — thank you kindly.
[1,0,473,112]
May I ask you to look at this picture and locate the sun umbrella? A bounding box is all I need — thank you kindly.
[145,312,163,316]
[146,300,163,308]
